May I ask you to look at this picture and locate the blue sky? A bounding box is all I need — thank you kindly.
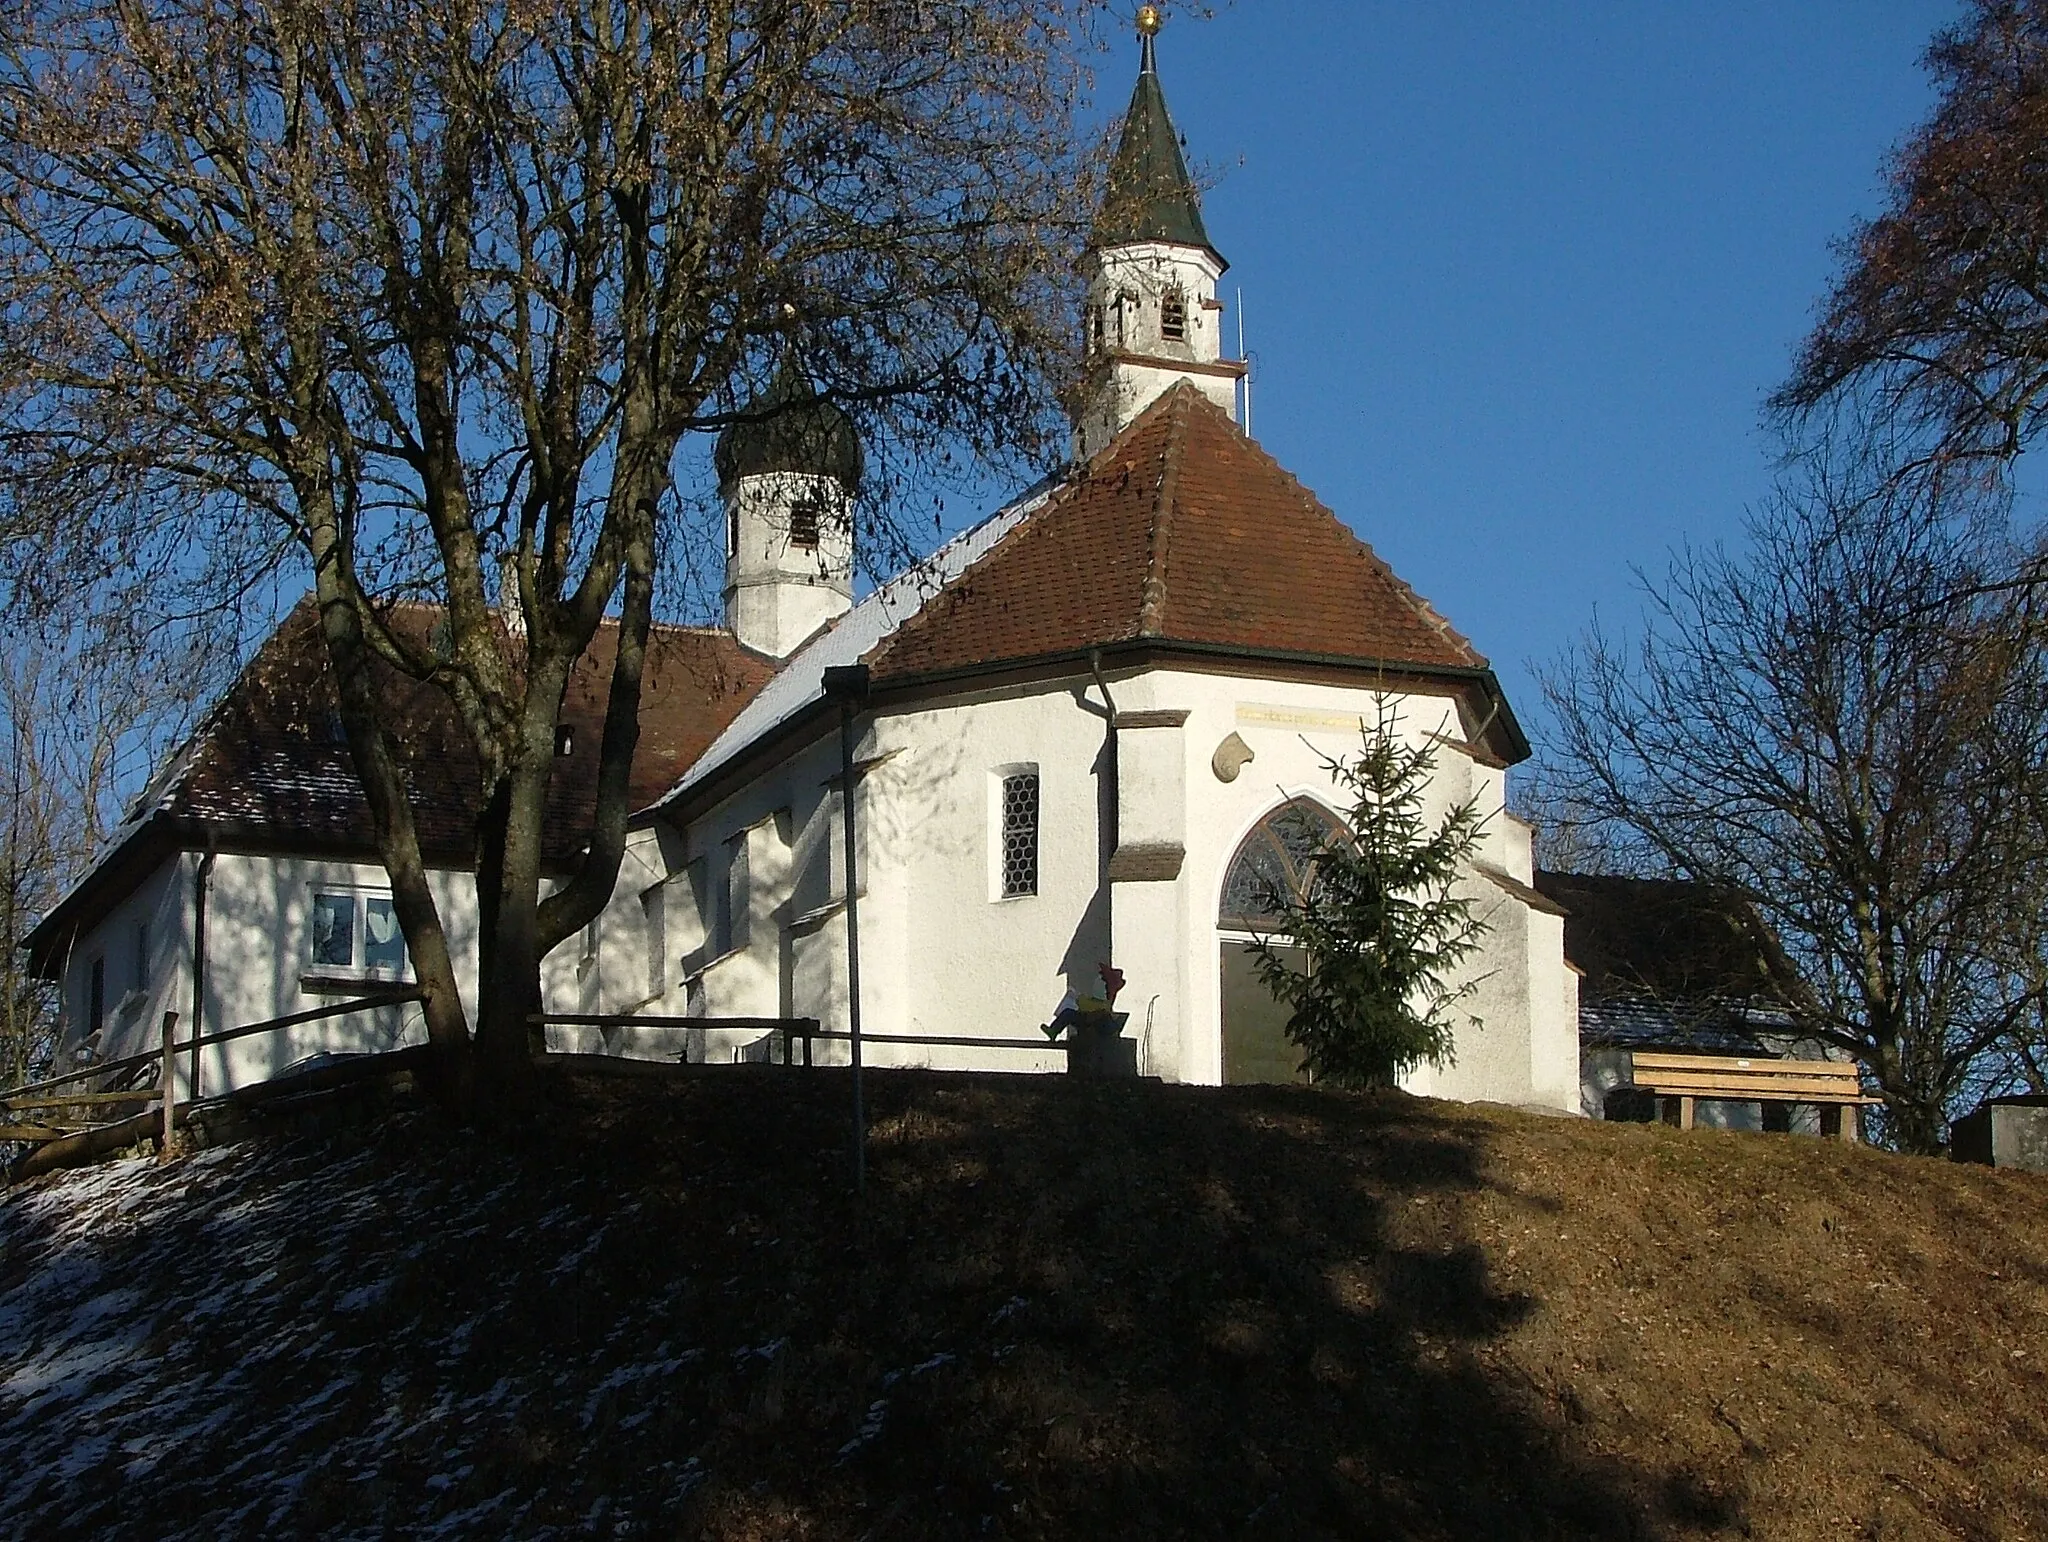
[1115,1,1960,752]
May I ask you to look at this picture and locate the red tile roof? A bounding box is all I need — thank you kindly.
[158,602,774,865]
[868,382,1484,680]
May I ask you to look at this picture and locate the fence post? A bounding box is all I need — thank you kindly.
[158,1010,180,1157]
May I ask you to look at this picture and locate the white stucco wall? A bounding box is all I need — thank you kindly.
[635,662,1579,1107]
[53,663,1578,1110]
[1074,241,1240,459]
[55,850,595,1096]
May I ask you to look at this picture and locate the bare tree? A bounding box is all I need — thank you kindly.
[1544,464,2048,1154]
[0,0,1100,1112]
[0,605,224,1087]
[1777,0,2048,471]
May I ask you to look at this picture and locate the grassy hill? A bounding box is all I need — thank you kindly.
[0,1066,2043,1540]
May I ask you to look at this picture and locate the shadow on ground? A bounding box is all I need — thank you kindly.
[0,1067,2042,1539]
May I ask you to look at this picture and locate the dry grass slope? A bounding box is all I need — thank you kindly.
[0,1068,2043,1540]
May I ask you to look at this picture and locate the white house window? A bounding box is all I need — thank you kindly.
[310,891,408,978]
[999,771,1040,898]
[1160,287,1188,342]
[1087,304,1104,355]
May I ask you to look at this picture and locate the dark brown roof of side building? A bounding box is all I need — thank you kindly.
[1533,869,1804,1005]
[178,602,772,860]
[867,382,1487,682]
[26,603,774,971]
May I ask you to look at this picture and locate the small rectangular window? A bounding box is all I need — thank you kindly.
[719,834,751,955]
[1160,289,1187,342]
[133,921,150,994]
[1000,772,1040,898]
[310,890,408,979]
[88,956,105,1035]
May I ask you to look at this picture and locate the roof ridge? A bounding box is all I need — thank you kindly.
[1181,393,1486,668]
[1137,384,1197,637]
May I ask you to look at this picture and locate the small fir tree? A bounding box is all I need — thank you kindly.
[1251,701,1491,1089]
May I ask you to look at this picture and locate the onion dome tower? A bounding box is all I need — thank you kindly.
[1074,5,1244,460]
[715,356,863,658]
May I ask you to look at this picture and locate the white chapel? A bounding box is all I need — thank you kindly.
[28,19,1581,1111]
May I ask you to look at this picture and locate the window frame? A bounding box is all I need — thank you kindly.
[306,886,411,982]
[640,883,668,1000]
[718,831,751,956]
[992,765,1042,901]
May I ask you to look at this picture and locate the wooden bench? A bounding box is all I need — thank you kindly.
[1628,1051,1879,1142]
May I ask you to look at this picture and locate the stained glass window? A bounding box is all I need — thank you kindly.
[1000,772,1040,898]
[1219,799,1344,929]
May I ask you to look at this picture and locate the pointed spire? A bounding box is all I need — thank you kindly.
[1091,6,1221,265]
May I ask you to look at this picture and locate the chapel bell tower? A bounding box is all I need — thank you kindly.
[1073,6,1245,460]
[716,358,863,659]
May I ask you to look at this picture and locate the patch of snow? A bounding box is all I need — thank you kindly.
[836,1398,890,1461]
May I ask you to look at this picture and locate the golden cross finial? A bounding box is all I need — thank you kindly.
[1136,5,1163,37]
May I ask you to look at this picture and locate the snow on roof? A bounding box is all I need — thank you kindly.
[652,475,1059,812]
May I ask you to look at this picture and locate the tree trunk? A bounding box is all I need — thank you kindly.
[312,591,476,1116]
[473,907,544,1117]
[1885,1092,1949,1156]
[468,705,562,1117]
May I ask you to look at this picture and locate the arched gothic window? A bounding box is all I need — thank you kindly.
[1218,799,1346,930]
